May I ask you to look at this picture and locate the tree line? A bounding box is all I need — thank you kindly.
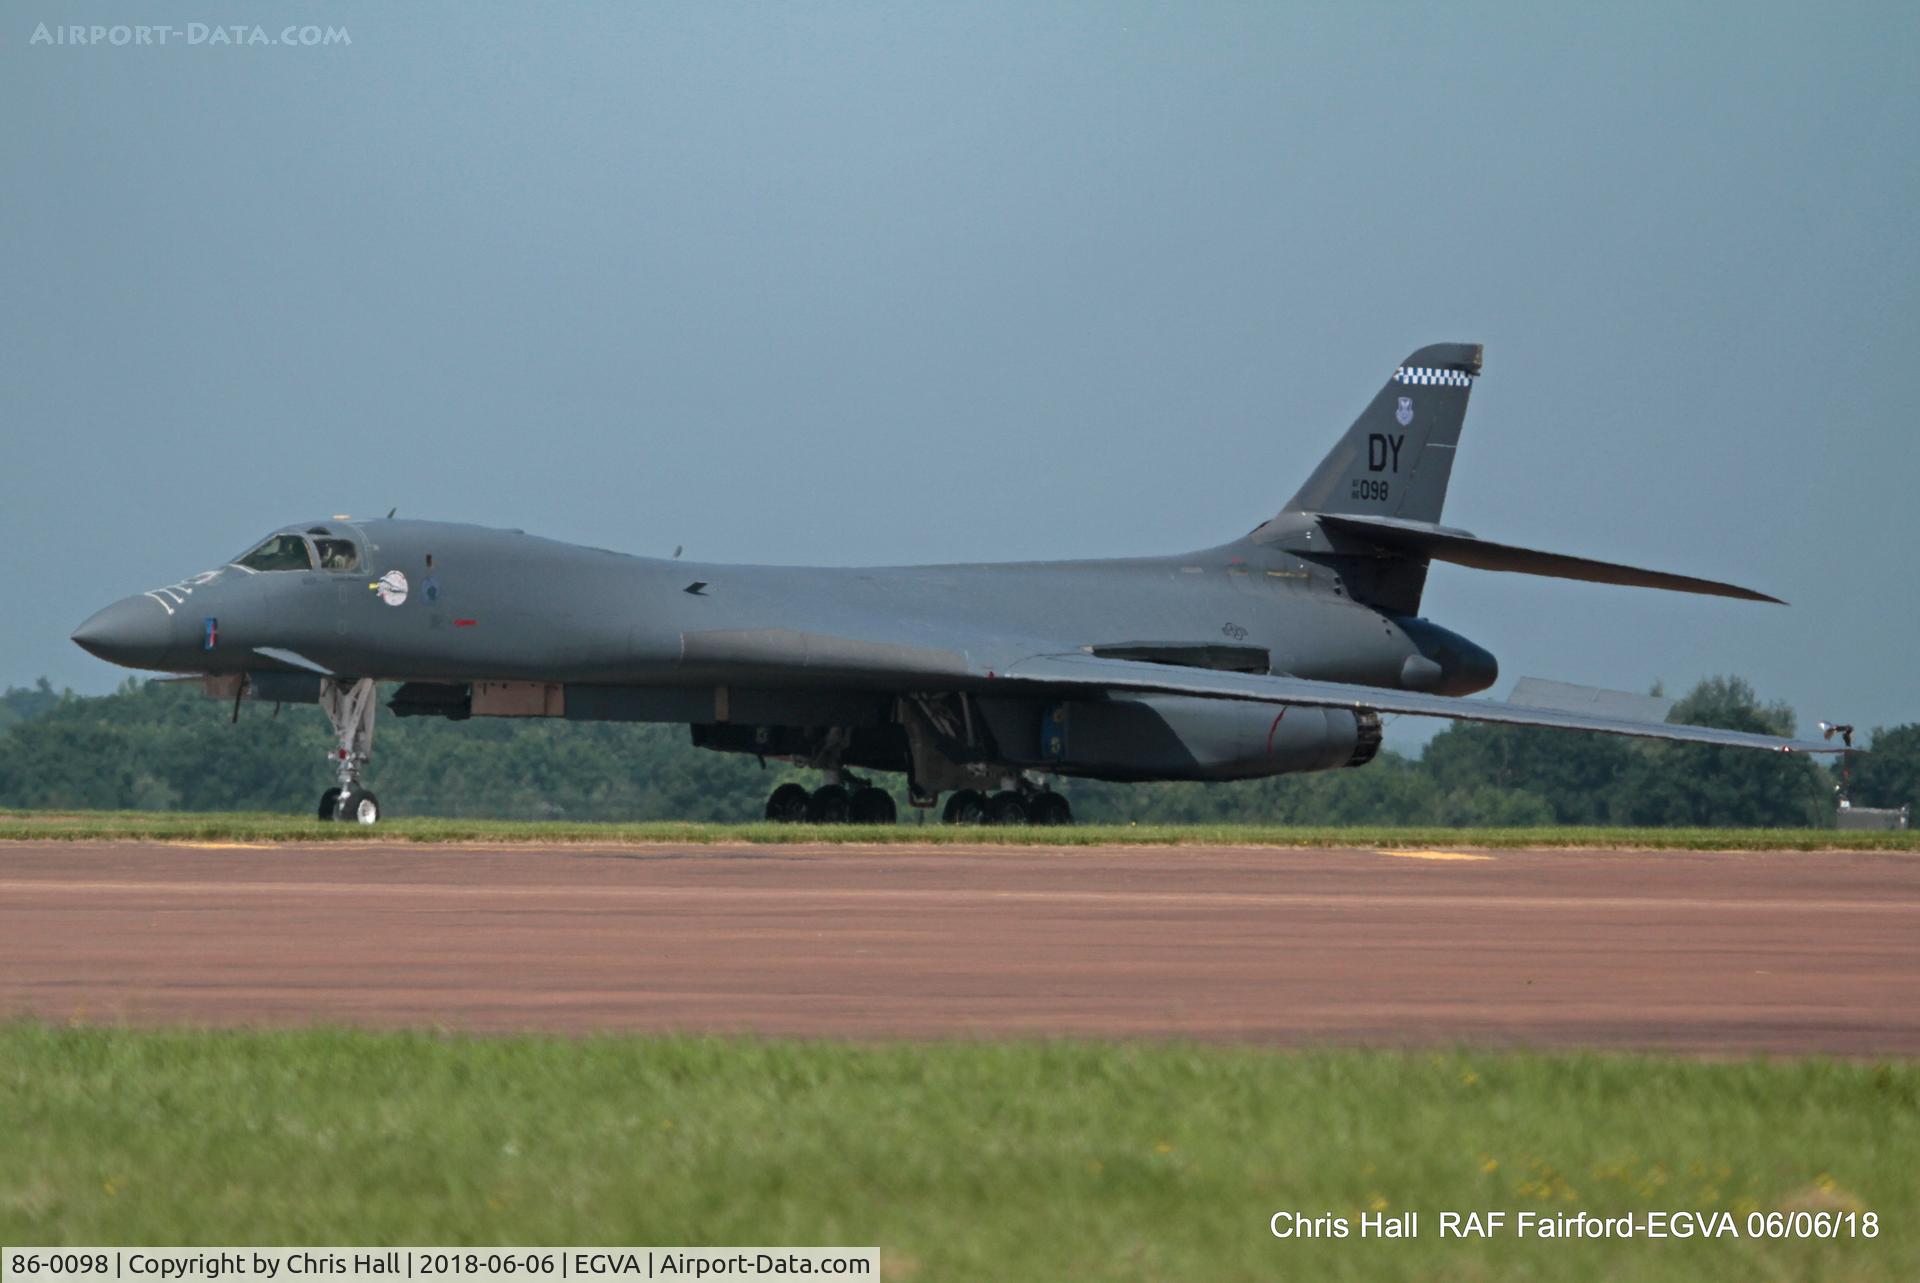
[0,675,1913,827]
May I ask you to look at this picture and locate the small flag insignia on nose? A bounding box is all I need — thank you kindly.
[203,617,218,651]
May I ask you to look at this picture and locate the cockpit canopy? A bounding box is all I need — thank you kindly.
[236,528,360,572]
[237,534,312,571]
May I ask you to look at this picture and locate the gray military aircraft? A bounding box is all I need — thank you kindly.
[72,343,1844,825]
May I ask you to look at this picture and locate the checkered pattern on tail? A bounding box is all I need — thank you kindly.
[1393,366,1473,387]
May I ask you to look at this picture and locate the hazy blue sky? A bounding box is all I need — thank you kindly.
[4,2,1915,745]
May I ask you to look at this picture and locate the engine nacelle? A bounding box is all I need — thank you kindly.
[980,692,1382,783]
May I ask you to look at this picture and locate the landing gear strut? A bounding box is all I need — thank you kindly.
[318,676,380,824]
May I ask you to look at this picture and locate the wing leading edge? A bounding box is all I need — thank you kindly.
[995,653,1843,753]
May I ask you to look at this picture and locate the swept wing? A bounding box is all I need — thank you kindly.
[993,653,1841,753]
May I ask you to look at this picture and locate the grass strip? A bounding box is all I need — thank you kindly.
[0,808,1914,850]
[2,1025,1914,1281]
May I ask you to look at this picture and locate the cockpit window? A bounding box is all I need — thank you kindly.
[314,538,359,571]
[237,534,314,572]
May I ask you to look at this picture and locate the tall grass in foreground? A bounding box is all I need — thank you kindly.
[1,808,1915,850]
[2,1026,1914,1281]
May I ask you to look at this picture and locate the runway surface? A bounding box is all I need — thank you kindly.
[2,841,1915,1054]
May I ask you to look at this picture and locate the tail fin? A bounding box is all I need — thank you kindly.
[1281,342,1482,524]
[1250,342,1784,612]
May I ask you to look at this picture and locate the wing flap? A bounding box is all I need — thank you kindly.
[1507,677,1676,723]
[1316,513,1783,604]
[994,653,1843,753]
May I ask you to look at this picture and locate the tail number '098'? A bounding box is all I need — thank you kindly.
[8,1257,111,1275]
[1350,478,1390,502]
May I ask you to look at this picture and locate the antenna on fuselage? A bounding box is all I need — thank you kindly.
[673,545,683,559]
[387,507,397,519]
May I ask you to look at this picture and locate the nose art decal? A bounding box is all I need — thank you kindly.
[371,570,409,606]
[143,568,226,616]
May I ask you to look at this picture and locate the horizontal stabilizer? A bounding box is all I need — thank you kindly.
[1315,513,1783,604]
[993,653,1845,753]
[1508,677,1675,724]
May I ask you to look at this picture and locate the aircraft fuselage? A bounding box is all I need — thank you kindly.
[76,517,1495,697]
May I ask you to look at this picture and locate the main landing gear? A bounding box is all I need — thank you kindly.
[317,676,381,824]
[763,779,1072,826]
[764,778,899,825]
[940,787,1072,827]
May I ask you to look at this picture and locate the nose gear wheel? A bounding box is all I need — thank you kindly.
[317,676,381,823]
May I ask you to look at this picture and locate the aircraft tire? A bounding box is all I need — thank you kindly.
[986,791,1030,826]
[765,783,811,823]
[335,787,380,825]
[1028,792,1072,826]
[848,786,897,825]
[806,784,852,824]
[317,788,342,821]
[942,789,987,826]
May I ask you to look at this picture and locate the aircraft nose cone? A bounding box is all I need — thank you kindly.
[72,595,180,669]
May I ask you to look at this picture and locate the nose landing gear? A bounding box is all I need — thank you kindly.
[317,676,381,824]
[334,787,381,825]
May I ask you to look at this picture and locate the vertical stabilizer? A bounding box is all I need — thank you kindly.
[1280,342,1481,524]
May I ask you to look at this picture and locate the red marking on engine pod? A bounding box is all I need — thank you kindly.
[1265,707,1288,755]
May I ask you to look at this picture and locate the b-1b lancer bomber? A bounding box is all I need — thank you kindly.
[73,344,1845,824]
